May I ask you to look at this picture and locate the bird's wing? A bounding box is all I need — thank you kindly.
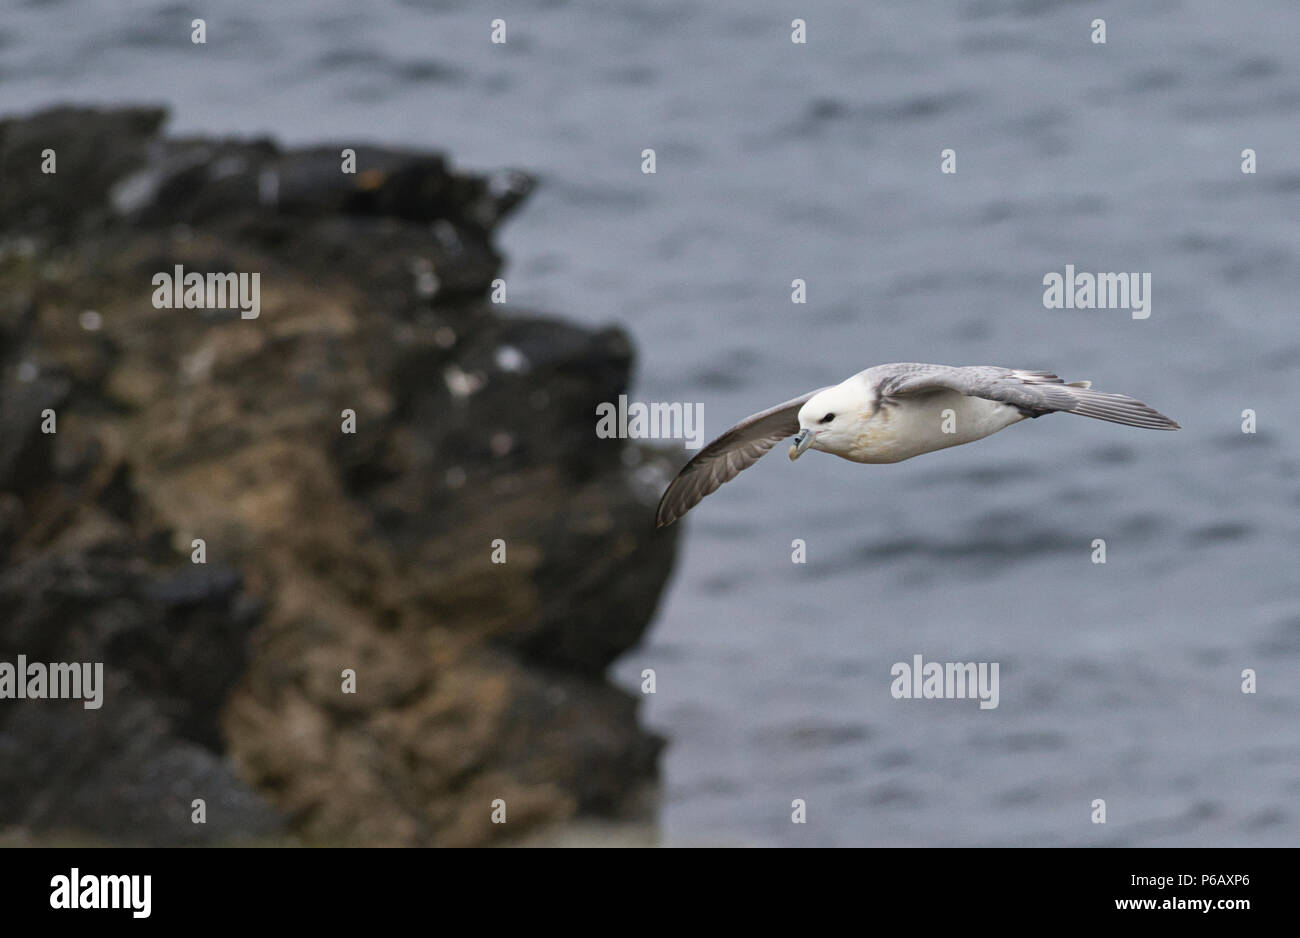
[656,389,827,527]
[877,365,1181,430]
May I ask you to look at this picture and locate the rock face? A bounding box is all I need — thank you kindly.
[0,107,677,845]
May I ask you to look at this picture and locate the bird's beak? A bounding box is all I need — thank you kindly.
[789,428,816,461]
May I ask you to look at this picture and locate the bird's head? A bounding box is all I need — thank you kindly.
[790,380,869,460]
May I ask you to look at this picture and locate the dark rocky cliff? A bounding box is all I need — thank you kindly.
[0,106,678,845]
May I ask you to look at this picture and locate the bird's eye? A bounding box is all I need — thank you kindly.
[820,413,835,424]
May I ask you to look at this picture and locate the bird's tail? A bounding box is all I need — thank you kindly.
[1012,370,1180,430]
[1060,385,1181,430]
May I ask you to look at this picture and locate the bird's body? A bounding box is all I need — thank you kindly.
[829,382,1025,463]
[655,363,1180,527]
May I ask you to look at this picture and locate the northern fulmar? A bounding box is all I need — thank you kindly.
[655,363,1180,527]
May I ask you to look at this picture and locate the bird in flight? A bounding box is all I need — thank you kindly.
[655,363,1180,527]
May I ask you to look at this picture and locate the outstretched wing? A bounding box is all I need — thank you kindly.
[655,389,827,527]
[877,365,1181,430]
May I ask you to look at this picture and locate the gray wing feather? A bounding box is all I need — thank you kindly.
[656,389,826,527]
[876,364,1181,431]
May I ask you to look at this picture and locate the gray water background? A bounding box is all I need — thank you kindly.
[5,0,1299,846]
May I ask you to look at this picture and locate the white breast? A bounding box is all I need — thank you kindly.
[845,391,1025,463]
